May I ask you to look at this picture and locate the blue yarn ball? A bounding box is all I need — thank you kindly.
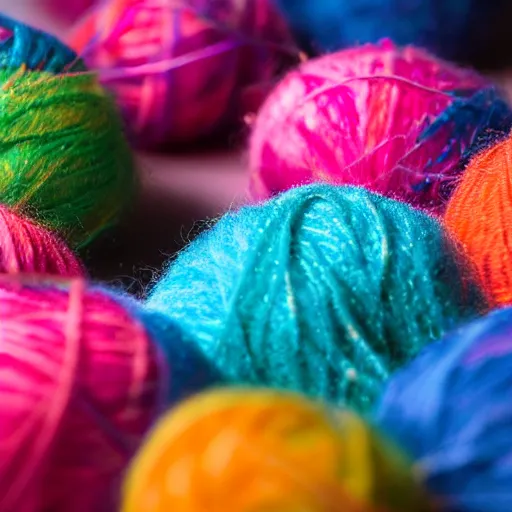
[147,184,487,413]
[377,307,512,512]
[275,0,508,63]
[102,288,224,405]
[0,13,83,72]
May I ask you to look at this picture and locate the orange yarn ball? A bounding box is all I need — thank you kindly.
[445,133,512,306]
[122,388,431,512]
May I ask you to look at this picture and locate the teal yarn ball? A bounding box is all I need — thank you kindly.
[147,184,487,412]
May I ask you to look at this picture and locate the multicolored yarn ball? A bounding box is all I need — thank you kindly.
[69,0,298,149]
[0,205,83,277]
[274,0,509,64]
[147,184,487,413]
[377,307,512,512]
[0,275,220,512]
[445,133,512,306]
[122,388,431,512]
[249,40,512,212]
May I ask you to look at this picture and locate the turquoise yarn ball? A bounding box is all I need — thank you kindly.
[147,184,487,412]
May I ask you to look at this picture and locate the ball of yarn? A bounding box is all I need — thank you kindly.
[445,133,512,306]
[0,275,221,512]
[249,40,512,212]
[0,277,161,512]
[274,0,509,64]
[122,388,431,512]
[0,66,135,248]
[147,184,487,412]
[0,13,84,73]
[69,0,298,149]
[0,205,83,276]
[377,306,512,512]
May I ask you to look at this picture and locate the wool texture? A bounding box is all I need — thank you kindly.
[445,132,512,306]
[122,388,431,511]
[0,205,83,277]
[70,0,298,149]
[0,67,135,248]
[249,40,512,212]
[0,275,219,512]
[377,307,512,512]
[147,184,487,413]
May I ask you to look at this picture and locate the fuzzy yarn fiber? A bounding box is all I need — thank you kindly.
[123,388,431,512]
[0,275,220,512]
[445,132,512,306]
[70,0,298,149]
[0,66,134,248]
[377,307,512,512]
[249,40,512,212]
[0,205,83,277]
[275,0,509,64]
[147,184,487,413]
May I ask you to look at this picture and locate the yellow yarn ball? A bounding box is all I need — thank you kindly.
[122,388,431,512]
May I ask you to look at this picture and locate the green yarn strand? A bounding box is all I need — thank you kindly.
[0,67,135,247]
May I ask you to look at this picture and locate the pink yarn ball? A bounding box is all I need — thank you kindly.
[70,0,297,149]
[249,40,494,211]
[0,206,83,277]
[0,277,163,512]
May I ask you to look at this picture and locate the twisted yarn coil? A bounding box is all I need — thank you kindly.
[0,205,83,277]
[377,307,512,512]
[147,184,487,412]
[249,40,512,212]
[70,0,298,149]
[122,388,431,511]
[445,132,512,306]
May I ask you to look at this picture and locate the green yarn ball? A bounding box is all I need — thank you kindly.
[0,67,134,247]
[147,184,488,413]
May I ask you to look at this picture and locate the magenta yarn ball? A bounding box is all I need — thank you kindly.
[249,40,508,212]
[0,205,83,277]
[70,0,297,149]
[0,277,163,512]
